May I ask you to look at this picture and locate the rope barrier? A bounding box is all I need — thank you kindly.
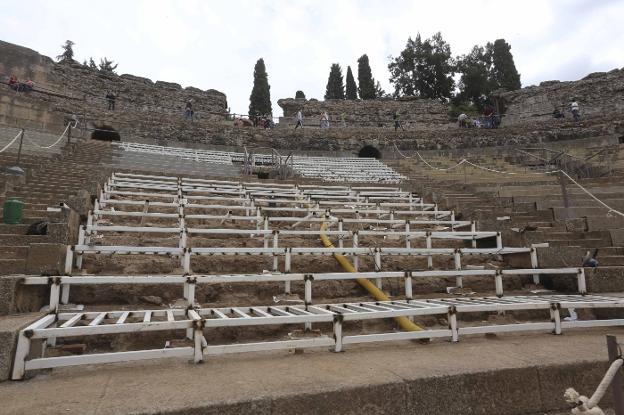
[22,122,75,149]
[564,357,623,414]
[397,143,624,218]
[0,130,22,153]
[559,170,624,218]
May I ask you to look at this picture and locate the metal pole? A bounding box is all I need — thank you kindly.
[607,334,624,415]
[557,171,575,219]
[15,129,24,166]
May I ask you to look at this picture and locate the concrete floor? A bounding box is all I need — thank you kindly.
[0,327,622,415]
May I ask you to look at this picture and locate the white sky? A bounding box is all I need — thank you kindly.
[1,0,623,116]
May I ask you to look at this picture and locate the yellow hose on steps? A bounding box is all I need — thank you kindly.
[319,221,422,331]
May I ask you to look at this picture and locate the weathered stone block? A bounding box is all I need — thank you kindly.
[26,243,66,275]
[0,312,43,381]
[610,229,624,246]
[272,382,408,415]
[407,367,542,415]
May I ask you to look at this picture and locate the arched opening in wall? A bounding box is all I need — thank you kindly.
[91,125,121,141]
[358,145,381,159]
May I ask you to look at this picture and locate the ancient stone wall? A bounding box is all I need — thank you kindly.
[2,40,623,156]
[494,68,624,125]
[277,97,449,127]
[0,40,228,134]
[123,114,622,158]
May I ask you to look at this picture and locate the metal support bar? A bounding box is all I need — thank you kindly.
[284,249,292,294]
[333,317,343,352]
[374,248,382,289]
[530,248,540,284]
[352,232,359,272]
[426,232,433,269]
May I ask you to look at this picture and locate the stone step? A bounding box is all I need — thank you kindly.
[0,234,52,244]
[5,191,72,201]
[0,258,26,273]
[596,256,624,266]
[0,245,29,258]
[0,223,29,234]
[510,201,537,211]
[547,231,610,240]
[557,238,610,248]
[11,184,78,192]
[598,247,624,255]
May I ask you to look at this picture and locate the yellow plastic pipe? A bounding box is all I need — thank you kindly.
[319,221,422,332]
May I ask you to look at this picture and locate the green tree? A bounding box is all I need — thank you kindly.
[98,57,118,73]
[56,40,75,63]
[88,58,97,70]
[324,63,345,100]
[357,55,376,100]
[486,39,521,91]
[295,90,306,99]
[345,66,358,100]
[388,32,455,100]
[455,45,492,110]
[249,58,272,116]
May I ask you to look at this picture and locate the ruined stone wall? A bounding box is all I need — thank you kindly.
[126,114,622,158]
[3,40,623,156]
[277,97,449,127]
[0,40,228,134]
[494,68,624,125]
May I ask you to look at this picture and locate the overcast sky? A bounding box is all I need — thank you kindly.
[1,0,622,116]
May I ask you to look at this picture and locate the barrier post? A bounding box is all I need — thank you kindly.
[557,171,576,219]
[607,335,624,415]
[15,129,24,166]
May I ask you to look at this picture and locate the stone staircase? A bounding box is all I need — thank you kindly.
[0,138,113,278]
[389,156,624,268]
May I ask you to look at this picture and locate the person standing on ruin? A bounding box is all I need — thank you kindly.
[185,100,194,121]
[294,109,304,129]
[320,111,329,129]
[393,111,404,131]
[570,99,580,122]
[458,113,468,128]
[106,91,116,111]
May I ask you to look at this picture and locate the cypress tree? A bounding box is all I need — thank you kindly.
[249,58,272,116]
[324,63,345,100]
[486,39,521,91]
[345,66,358,100]
[357,54,376,100]
[56,40,75,63]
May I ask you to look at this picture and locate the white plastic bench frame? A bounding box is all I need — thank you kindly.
[12,294,623,380]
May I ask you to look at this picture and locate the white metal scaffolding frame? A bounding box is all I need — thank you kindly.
[64,172,549,301]
[12,294,624,380]
[112,143,407,183]
[25,267,588,313]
